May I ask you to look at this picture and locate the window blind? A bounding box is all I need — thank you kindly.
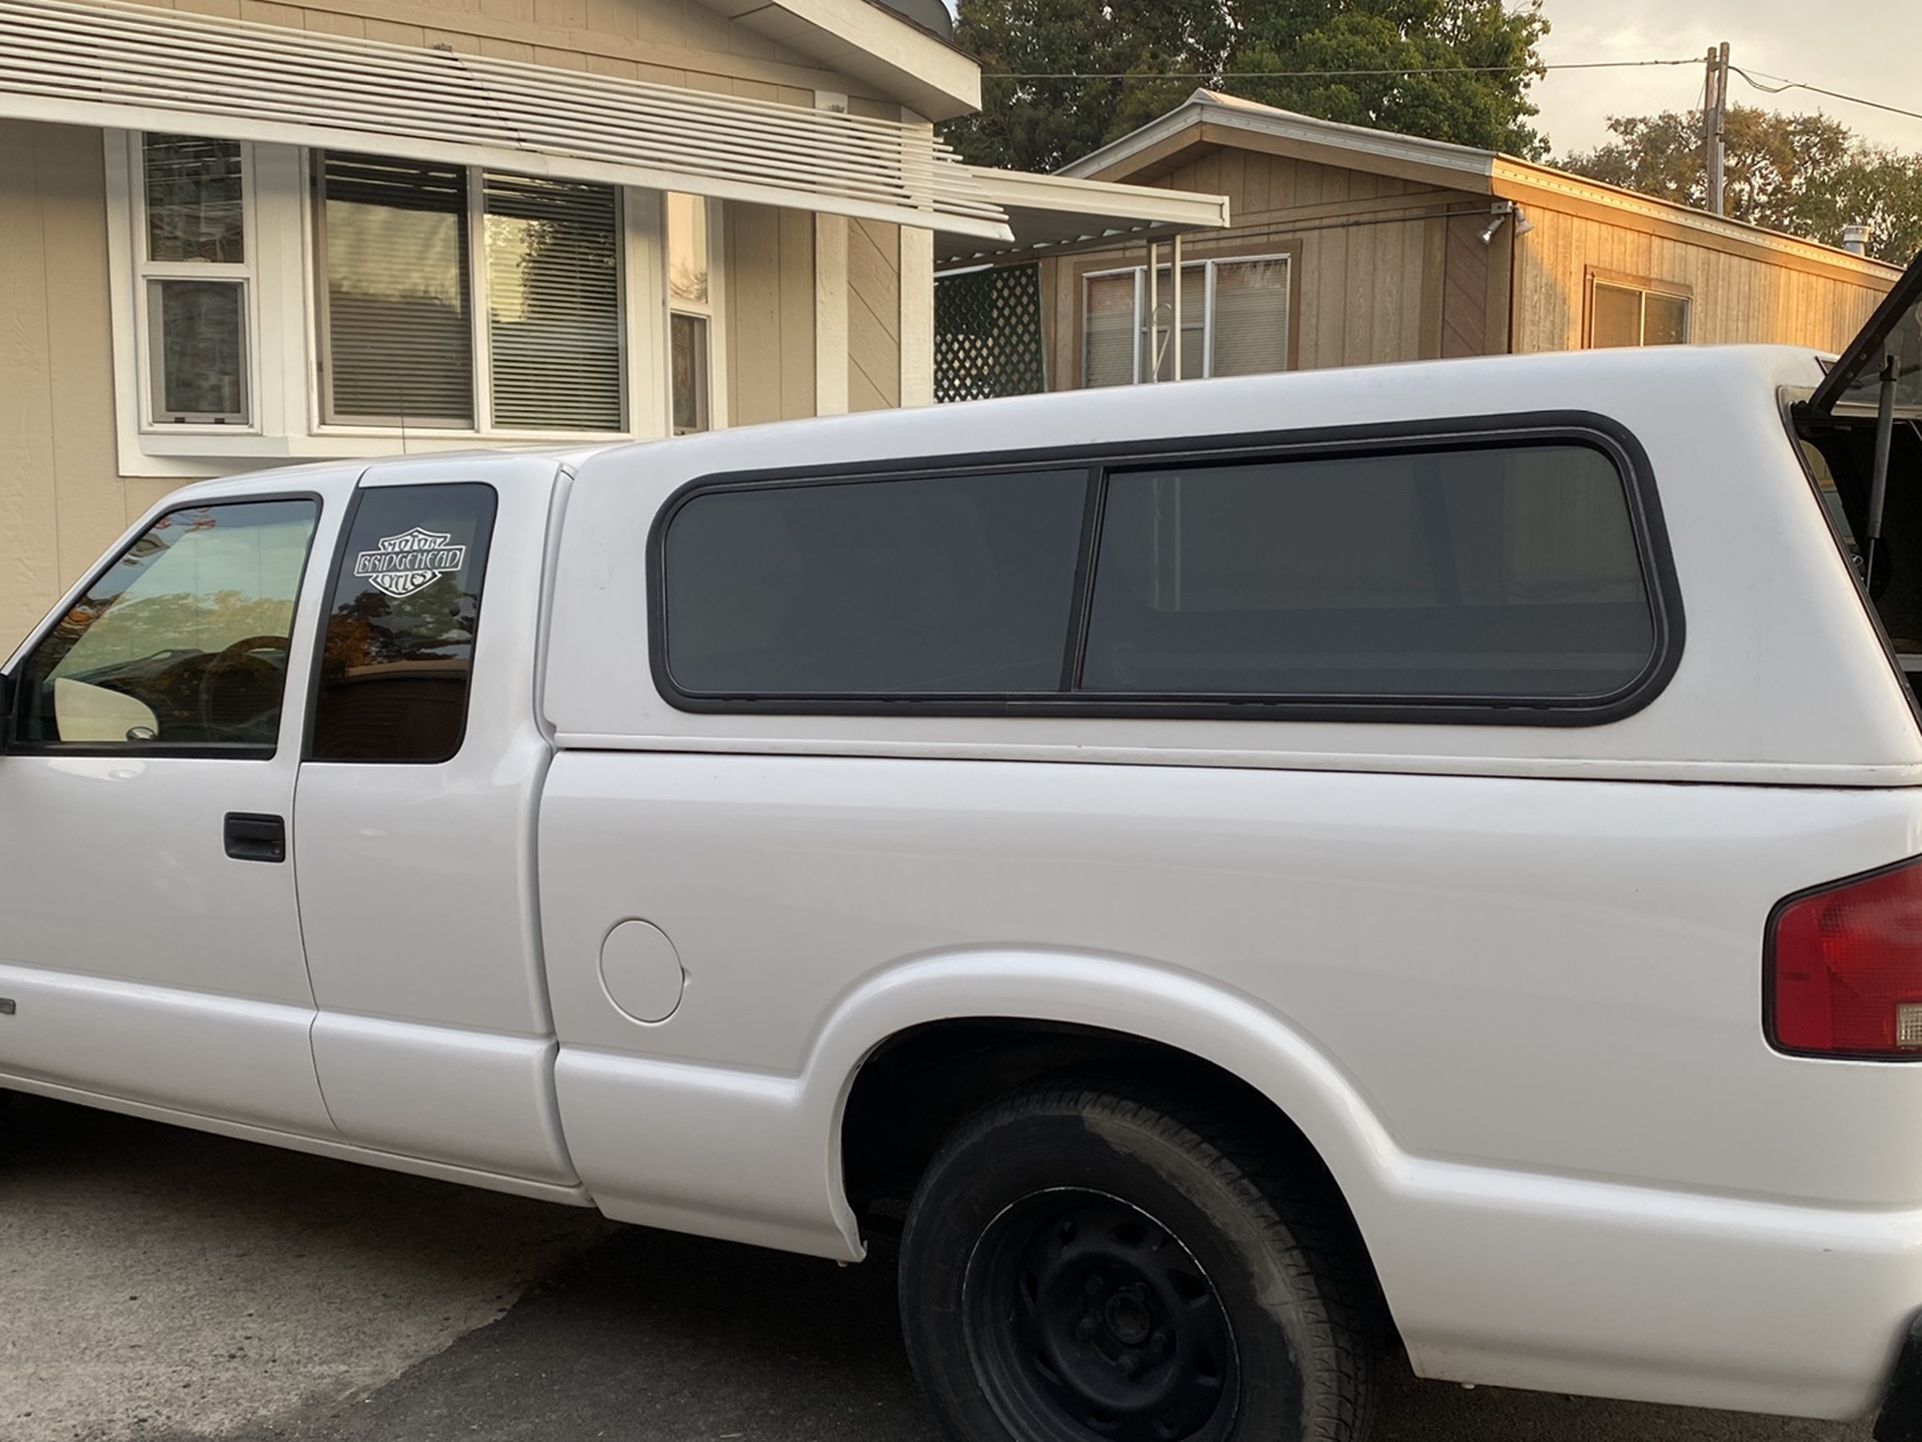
[484,173,622,432]
[1643,292,1689,346]
[1083,272,1136,388]
[1210,259,1289,377]
[319,153,473,427]
[1590,282,1644,349]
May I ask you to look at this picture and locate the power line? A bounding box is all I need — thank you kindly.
[1731,65,1922,127]
[982,57,1702,80]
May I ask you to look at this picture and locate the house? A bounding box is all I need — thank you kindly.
[0,0,1230,645]
[1007,89,1902,392]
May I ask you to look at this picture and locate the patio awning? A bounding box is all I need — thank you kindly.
[936,168,1231,270]
[0,0,1013,241]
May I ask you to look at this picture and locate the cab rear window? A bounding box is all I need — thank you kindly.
[309,483,496,763]
[652,422,1674,724]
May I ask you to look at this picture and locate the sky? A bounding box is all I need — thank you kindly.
[936,1,1921,158]
[1531,0,1922,158]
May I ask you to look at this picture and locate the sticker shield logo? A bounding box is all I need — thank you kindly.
[353,527,467,600]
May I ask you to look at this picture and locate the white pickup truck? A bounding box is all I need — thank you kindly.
[8,259,1922,1442]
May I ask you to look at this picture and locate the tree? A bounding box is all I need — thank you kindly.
[1232,0,1549,160]
[943,0,1550,173]
[944,0,1232,172]
[1557,105,1922,265]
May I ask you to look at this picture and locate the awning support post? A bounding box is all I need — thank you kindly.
[1145,237,1159,385]
[1171,231,1184,381]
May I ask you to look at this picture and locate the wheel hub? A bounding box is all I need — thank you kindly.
[965,1190,1238,1442]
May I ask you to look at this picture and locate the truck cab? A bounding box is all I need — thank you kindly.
[0,453,587,1197]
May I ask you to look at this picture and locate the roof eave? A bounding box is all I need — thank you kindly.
[1490,158,1904,278]
[1060,91,1497,196]
[689,0,981,120]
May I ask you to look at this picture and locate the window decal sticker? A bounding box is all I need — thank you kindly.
[352,527,467,599]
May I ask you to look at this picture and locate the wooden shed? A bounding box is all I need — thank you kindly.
[1035,89,1901,391]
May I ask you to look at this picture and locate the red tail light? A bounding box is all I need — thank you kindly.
[1768,857,1922,1059]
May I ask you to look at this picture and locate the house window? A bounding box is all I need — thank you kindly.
[314,153,624,432]
[138,135,254,425]
[110,132,707,471]
[1083,255,1291,388]
[667,192,714,434]
[1588,277,1691,349]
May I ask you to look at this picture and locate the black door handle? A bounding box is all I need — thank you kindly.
[224,812,287,863]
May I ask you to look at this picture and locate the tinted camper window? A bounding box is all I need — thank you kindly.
[654,426,1672,722]
[662,470,1087,696]
[1081,444,1655,699]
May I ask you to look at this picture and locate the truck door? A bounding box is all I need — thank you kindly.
[293,470,578,1188]
[0,491,339,1134]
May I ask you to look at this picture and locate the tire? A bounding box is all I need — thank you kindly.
[899,1079,1375,1442]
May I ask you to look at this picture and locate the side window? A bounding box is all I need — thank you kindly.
[652,430,1671,720]
[310,484,497,763]
[1081,444,1656,700]
[15,500,319,750]
[661,470,1088,696]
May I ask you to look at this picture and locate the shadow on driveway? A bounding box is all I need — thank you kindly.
[2,1097,1872,1442]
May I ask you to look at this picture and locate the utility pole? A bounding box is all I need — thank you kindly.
[1704,41,1730,216]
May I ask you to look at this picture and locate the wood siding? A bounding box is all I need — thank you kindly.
[844,97,904,413]
[847,217,902,411]
[725,201,818,425]
[0,121,170,651]
[1511,204,1890,354]
[1045,148,1494,387]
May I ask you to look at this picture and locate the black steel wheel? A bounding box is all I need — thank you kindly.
[900,1079,1375,1442]
[966,1188,1238,1441]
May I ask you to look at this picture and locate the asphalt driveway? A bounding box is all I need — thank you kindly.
[0,1095,1873,1442]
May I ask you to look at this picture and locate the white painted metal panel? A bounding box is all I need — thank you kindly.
[0,0,1011,241]
[294,453,573,1180]
[937,166,1231,269]
[0,963,334,1132]
[538,746,1922,1417]
[310,1016,576,1184]
[545,345,1922,786]
[0,468,357,1134]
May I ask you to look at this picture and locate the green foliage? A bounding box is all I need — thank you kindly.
[944,0,1550,173]
[1556,105,1922,265]
[1233,0,1549,160]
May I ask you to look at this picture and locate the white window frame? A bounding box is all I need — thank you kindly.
[665,193,726,434]
[308,152,636,438]
[129,135,262,434]
[105,131,696,478]
[1082,253,1292,386]
[1586,274,1693,349]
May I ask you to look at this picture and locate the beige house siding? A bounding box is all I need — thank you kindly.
[0,121,170,651]
[0,3,946,647]
[1044,149,1494,387]
[843,96,906,414]
[1509,202,1889,354]
[726,201,818,426]
[848,217,903,412]
[1047,128,1898,396]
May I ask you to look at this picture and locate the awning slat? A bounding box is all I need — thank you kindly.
[0,0,1012,239]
